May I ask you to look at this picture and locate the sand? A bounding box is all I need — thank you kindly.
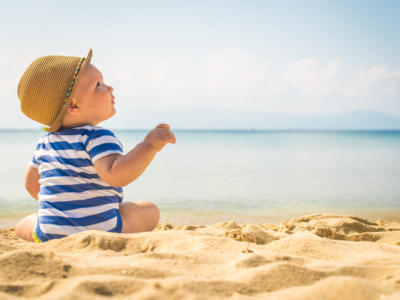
[1,214,400,300]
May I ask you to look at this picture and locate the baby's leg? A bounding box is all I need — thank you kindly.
[15,213,37,242]
[119,201,160,233]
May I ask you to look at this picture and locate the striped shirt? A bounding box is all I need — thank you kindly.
[30,125,124,242]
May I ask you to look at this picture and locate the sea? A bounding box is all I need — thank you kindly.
[1,129,399,227]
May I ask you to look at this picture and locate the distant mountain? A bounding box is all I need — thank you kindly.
[110,107,400,130]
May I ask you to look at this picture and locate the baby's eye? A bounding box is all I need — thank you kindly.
[96,81,101,87]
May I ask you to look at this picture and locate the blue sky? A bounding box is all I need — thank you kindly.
[1,0,400,129]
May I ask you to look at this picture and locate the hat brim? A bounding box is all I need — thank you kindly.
[46,48,93,133]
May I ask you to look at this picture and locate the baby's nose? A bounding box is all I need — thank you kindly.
[107,85,114,93]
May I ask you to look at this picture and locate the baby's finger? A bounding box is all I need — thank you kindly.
[167,130,176,140]
[170,132,176,141]
[156,123,170,129]
[165,134,176,144]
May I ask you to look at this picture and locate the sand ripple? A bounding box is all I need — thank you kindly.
[0,213,399,299]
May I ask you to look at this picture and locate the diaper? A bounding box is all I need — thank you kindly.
[32,228,42,243]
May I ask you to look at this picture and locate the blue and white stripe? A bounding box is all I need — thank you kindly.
[30,125,124,242]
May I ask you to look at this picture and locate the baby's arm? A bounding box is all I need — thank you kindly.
[94,124,176,187]
[25,165,40,200]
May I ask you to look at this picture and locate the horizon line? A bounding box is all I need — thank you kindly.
[1,128,400,132]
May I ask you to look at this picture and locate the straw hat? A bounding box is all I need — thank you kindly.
[17,49,93,132]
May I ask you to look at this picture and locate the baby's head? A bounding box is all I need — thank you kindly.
[17,49,116,132]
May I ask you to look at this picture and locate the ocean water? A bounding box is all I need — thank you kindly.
[1,129,400,227]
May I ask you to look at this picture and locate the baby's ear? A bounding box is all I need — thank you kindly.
[67,99,80,115]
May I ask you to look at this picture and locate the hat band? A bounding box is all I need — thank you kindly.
[63,56,86,108]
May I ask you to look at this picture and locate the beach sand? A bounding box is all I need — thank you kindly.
[1,213,400,299]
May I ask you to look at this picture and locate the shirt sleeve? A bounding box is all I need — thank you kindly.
[84,128,124,163]
[29,139,40,168]
[29,153,39,168]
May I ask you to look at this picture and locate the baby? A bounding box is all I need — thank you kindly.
[15,49,176,243]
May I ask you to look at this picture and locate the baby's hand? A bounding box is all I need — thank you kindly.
[144,123,176,152]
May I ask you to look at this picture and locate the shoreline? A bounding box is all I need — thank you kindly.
[1,213,400,299]
[2,208,400,229]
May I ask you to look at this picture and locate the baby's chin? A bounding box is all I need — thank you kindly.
[104,107,116,121]
[110,107,116,117]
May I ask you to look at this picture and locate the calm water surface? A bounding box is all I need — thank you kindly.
[1,129,399,227]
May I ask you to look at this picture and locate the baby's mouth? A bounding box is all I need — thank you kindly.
[111,95,115,104]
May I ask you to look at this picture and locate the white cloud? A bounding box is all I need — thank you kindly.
[105,49,399,102]
[284,58,400,98]
[204,50,270,92]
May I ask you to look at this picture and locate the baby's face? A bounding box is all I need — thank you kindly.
[66,62,116,125]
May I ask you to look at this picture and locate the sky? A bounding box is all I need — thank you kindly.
[1,0,400,129]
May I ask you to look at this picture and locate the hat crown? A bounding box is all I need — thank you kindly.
[17,49,92,132]
[18,54,82,127]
